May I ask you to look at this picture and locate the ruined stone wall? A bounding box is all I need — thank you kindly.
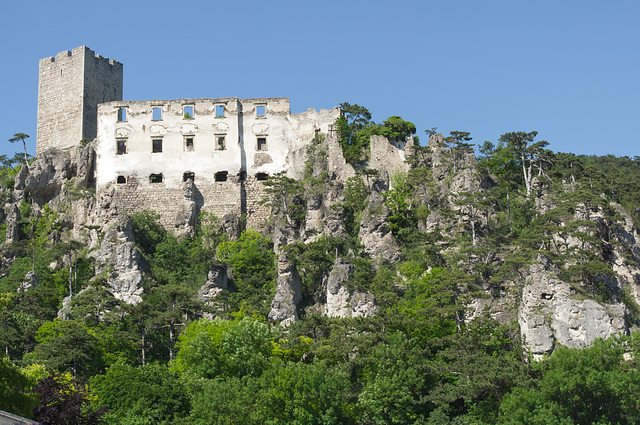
[244,177,271,229]
[95,96,338,233]
[107,174,272,231]
[37,46,122,154]
[368,134,411,177]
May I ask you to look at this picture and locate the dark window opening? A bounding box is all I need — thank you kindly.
[117,139,127,155]
[152,107,162,121]
[256,172,268,181]
[150,174,163,183]
[152,139,163,153]
[185,137,194,152]
[183,172,195,182]
[238,171,246,181]
[117,175,127,184]
[215,171,228,182]
[257,137,267,151]
[215,105,225,117]
[256,105,266,117]
[315,128,321,136]
[216,136,226,150]
[183,105,194,119]
[117,108,127,122]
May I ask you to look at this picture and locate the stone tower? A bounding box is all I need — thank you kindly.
[36,46,123,154]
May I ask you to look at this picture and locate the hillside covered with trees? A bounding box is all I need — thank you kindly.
[2,105,640,424]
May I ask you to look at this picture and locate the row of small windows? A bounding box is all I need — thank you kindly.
[115,171,268,184]
[117,104,266,122]
[116,136,266,154]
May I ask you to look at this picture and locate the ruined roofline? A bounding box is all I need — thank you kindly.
[40,45,122,67]
[240,97,290,103]
[99,97,240,107]
[290,106,341,117]
[100,97,290,105]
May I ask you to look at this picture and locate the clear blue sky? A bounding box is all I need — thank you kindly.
[1,0,638,159]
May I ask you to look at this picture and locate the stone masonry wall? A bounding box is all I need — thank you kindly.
[81,49,124,143]
[106,174,272,231]
[37,46,122,154]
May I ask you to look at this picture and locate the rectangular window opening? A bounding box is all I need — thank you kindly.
[256,105,266,117]
[256,172,268,181]
[117,175,127,184]
[183,105,194,119]
[257,137,267,151]
[117,108,127,122]
[116,139,127,155]
[215,105,225,117]
[185,137,195,152]
[152,139,163,153]
[183,172,195,182]
[150,174,163,184]
[216,136,226,150]
[215,171,228,182]
[152,107,162,121]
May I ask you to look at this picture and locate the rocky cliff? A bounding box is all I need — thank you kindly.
[6,133,640,357]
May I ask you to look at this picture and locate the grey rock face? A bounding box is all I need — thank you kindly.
[5,204,20,244]
[25,144,94,207]
[17,271,39,293]
[268,254,303,326]
[358,191,402,266]
[174,179,197,236]
[324,259,377,318]
[92,215,146,305]
[519,261,626,359]
[198,265,229,302]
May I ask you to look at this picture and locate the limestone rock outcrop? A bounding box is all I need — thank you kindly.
[358,191,402,266]
[518,260,627,359]
[17,271,39,293]
[324,259,377,318]
[268,254,303,326]
[92,215,146,305]
[198,265,229,302]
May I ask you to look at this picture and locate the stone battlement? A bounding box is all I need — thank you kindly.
[40,46,122,67]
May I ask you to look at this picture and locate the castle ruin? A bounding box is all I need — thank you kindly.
[36,46,339,230]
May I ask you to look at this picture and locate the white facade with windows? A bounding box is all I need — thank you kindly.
[96,97,338,189]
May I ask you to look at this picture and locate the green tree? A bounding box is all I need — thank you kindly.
[9,133,31,171]
[444,131,474,174]
[339,102,372,131]
[375,115,417,142]
[260,171,306,227]
[499,337,640,424]
[357,332,434,424]
[0,357,38,418]
[173,317,273,379]
[498,131,549,198]
[29,319,104,379]
[90,362,189,425]
[384,172,416,243]
[216,230,277,315]
[258,360,350,425]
